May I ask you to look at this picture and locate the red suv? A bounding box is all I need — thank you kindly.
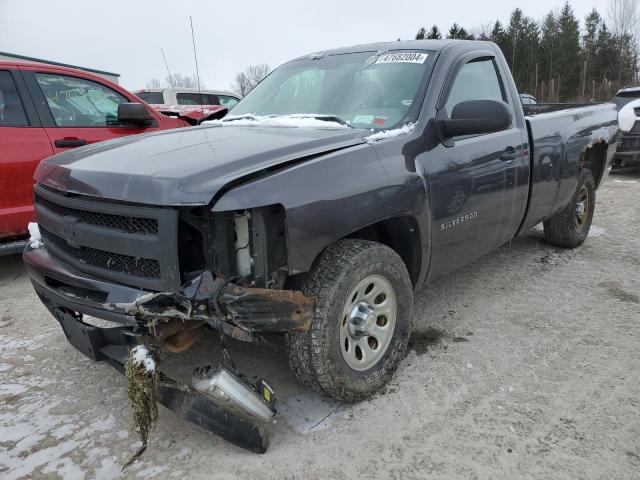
[0,61,225,254]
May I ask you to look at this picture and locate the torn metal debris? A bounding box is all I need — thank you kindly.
[104,271,315,337]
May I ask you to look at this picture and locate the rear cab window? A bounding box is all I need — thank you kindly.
[136,91,165,104]
[177,93,220,105]
[35,73,129,127]
[0,71,28,126]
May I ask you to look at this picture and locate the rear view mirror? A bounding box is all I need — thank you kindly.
[117,103,154,126]
[440,99,512,138]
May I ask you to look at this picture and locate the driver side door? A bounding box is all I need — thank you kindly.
[21,69,158,154]
[423,55,527,278]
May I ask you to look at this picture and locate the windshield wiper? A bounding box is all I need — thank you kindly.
[303,114,353,128]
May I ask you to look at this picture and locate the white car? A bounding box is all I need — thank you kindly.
[134,87,241,110]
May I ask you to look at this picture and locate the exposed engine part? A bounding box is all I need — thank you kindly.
[234,211,252,277]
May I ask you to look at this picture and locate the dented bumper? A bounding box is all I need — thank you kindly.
[43,305,272,453]
[24,245,314,336]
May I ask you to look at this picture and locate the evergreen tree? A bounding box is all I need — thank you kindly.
[447,23,473,40]
[411,1,639,101]
[415,27,426,40]
[555,2,581,100]
[427,25,442,39]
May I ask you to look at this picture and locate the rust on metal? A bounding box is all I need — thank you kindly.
[220,285,315,332]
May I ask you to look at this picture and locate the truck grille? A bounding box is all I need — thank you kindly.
[36,195,158,234]
[40,227,161,278]
[617,134,640,152]
[34,184,180,291]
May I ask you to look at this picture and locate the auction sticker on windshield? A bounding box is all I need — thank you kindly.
[376,52,428,64]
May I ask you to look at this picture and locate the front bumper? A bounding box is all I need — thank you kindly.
[23,245,314,336]
[25,244,301,453]
[38,300,271,453]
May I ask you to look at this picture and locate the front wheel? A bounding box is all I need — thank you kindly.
[544,169,596,248]
[287,239,413,402]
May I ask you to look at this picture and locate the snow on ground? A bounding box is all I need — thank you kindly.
[588,225,606,237]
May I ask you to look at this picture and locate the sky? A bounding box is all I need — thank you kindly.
[0,0,612,92]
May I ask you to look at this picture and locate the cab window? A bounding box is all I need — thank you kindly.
[177,93,220,105]
[136,91,165,104]
[35,73,129,127]
[444,58,506,117]
[0,71,28,126]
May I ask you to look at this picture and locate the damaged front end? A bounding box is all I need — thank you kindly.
[24,186,315,453]
[109,270,315,340]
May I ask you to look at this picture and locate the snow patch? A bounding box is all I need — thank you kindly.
[588,225,606,238]
[130,345,156,373]
[278,392,346,434]
[203,114,350,129]
[611,179,638,184]
[364,122,417,143]
[28,222,43,248]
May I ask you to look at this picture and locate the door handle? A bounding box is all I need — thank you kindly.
[500,146,519,162]
[55,138,87,148]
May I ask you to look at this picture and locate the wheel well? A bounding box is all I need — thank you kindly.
[581,141,607,187]
[345,216,421,287]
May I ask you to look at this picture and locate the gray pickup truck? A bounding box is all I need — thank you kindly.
[23,40,618,452]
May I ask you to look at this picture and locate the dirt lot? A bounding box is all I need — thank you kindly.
[1,169,639,480]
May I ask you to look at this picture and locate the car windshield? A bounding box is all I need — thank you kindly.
[231,50,433,130]
[612,91,640,110]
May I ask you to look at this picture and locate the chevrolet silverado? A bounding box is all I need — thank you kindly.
[23,40,618,452]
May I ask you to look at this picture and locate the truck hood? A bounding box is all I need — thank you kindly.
[35,124,367,206]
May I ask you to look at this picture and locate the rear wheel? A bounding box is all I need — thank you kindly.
[543,169,595,248]
[287,239,412,402]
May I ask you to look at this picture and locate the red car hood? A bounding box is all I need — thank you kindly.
[150,104,228,124]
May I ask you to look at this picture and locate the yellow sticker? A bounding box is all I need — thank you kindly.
[263,388,271,402]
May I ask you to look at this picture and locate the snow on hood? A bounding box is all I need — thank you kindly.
[618,99,640,132]
[364,122,417,143]
[202,114,350,129]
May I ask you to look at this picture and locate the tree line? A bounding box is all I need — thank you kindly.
[415,0,639,102]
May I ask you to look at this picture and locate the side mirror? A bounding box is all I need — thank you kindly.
[439,99,512,138]
[117,103,154,126]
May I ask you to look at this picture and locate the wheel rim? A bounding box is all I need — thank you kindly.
[340,275,397,371]
[575,185,590,233]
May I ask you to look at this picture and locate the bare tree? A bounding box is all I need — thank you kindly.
[608,0,639,37]
[145,78,161,89]
[164,73,203,89]
[231,64,271,97]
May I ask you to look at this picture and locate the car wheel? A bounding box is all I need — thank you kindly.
[287,239,413,402]
[543,169,596,248]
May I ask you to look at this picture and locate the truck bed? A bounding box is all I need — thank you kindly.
[522,103,606,116]
[519,102,618,233]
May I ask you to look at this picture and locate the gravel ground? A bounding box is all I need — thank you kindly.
[1,169,639,480]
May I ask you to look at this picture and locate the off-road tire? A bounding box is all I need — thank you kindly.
[543,169,596,248]
[287,239,413,402]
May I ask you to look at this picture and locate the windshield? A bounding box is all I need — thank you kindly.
[231,50,433,130]
[612,91,640,110]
